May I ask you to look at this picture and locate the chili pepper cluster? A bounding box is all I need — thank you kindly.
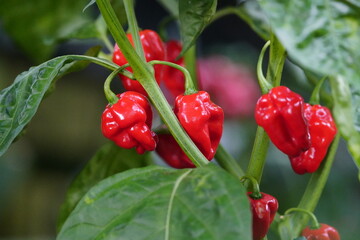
[255,86,337,174]
[104,30,224,168]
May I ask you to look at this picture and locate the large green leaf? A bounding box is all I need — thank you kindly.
[0,53,110,158]
[57,165,251,240]
[57,142,152,230]
[179,0,217,55]
[0,0,90,62]
[258,0,360,173]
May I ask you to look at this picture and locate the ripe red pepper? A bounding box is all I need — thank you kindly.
[301,223,340,240]
[174,91,224,160]
[248,192,279,240]
[156,134,195,169]
[112,29,165,96]
[255,86,311,157]
[162,40,185,97]
[289,104,337,174]
[101,91,157,154]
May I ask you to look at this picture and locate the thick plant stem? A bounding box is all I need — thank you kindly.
[246,127,269,184]
[123,0,145,61]
[215,144,245,179]
[96,0,209,167]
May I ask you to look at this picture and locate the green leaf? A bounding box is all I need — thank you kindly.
[293,237,307,240]
[0,0,91,62]
[57,142,152,230]
[330,76,360,172]
[179,0,217,55]
[57,165,251,240]
[157,0,179,16]
[258,0,360,174]
[0,54,107,158]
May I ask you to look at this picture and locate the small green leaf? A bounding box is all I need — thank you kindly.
[179,0,217,55]
[0,54,104,158]
[57,165,251,240]
[157,0,179,16]
[57,142,152,230]
[293,237,307,240]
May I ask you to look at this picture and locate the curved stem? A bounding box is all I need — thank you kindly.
[257,40,272,94]
[215,144,245,179]
[285,208,320,229]
[104,65,129,104]
[240,175,262,199]
[123,0,145,61]
[309,76,326,105]
[149,60,197,94]
[96,0,209,168]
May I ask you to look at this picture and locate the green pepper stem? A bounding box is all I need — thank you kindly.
[96,0,209,168]
[284,208,320,230]
[257,40,273,94]
[104,65,129,105]
[309,76,326,105]
[183,45,199,93]
[123,0,145,61]
[240,175,262,199]
[246,127,269,183]
[215,144,245,179]
[148,60,196,95]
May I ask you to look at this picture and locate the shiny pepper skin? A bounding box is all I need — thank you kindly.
[248,192,278,240]
[255,86,311,157]
[112,29,165,96]
[290,104,337,174]
[302,223,340,240]
[156,134,195,169]
[174,91,224,160]
[101,91,157,154]
[162,40,185,97]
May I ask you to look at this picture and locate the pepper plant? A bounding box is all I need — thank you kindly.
[0,0,359,239]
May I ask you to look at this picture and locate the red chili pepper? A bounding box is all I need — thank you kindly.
[289,104,337,174]
[174,91,224,160]
[162,40,185,97]
[301,223,340,240]
[101,91,157,154]
[156,134,195,169]
[112,29,165,96]
[248,192,279,240]
[255,86,310,157]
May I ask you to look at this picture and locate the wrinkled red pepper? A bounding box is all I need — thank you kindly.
[101,91,157,154]
[156,134,195,169]
[255,86,311,157]
[162,40,185,97]
[301,223,340,240]
[289,104,337,174]
[248,192,279,240]
[174,91,224,160]
[112,29,165,96]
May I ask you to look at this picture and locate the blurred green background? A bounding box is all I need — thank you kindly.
[0,0,359,239]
